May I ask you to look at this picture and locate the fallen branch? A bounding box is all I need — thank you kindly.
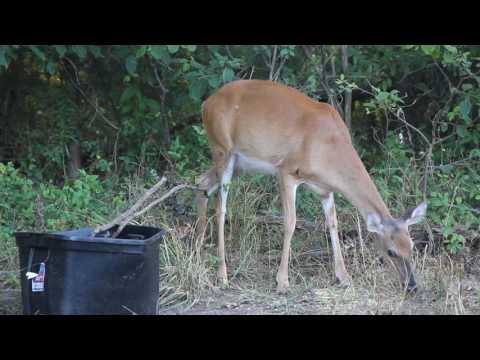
[255,215,318,231]
[91,177,201,238]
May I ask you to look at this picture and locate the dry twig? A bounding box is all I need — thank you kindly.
[91,176,201,238]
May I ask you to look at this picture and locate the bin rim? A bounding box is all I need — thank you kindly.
[15,225,166,247]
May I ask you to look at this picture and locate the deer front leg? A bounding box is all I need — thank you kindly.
[321,193,350,286]
[276,174,298,294]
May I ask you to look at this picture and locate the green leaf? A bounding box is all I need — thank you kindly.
[88,46,103,58]
[459,98,471,121]
[144,98,160,113]
[442,227,453,237]
[456,125,467,138]
[376,91,389,102]
[184,71,200,82]
[0,47,7,67]
[28,45,46,61]
[207,75,222,88]
[181,45,197,52]
[167,45,180,54]
[208,45,221,52]
[71,45,87,60]
[136,46,148,58]
[444,45,458,54]
[470,148,480,158]
[125,55,137,75]
[189,80,208,102]
[120,87,137,103]
[150,46,170,61]
[420,45,437,56]
[222,68,235,83]
[54,45,67,57]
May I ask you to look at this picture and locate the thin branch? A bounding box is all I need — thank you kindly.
[92,177,167,236]
[112,183,201,238]
[273,57,287,81]
[341,45,352,130]
[255,215,317,231]
[434,60,454,91]
[225,45,234,59]
[133,184,198,219]
[92,176,203,239]
[62,57,119,131]
[392,108,431,146]
[249,65,255,80]
[269,45,278,81]
[149,57,169,95]
[398,63,436,84]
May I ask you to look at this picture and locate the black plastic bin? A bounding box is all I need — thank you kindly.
[15,225,165,315]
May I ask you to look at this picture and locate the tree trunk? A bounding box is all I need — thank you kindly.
[67,141,82,179]
[160,95,170,150]
[341,45,352,131]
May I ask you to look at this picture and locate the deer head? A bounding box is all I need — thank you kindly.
[367,202,427,291]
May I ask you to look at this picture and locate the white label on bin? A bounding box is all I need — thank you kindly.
[32,263,46,292]
[26,272,38,280]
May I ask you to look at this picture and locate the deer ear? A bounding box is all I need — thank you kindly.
[403,201,427,226]
[367,213,385,235]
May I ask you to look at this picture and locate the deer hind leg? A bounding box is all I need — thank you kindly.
[276,173,299,294]
[321,192,350,286]
[195,167,220,248]
[215,154,235,287]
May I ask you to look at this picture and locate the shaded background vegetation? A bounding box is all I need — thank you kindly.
[1,44,479,279]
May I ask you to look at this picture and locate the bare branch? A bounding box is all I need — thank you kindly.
[341,45,352,130]
[92,176,203,239]
[249,65,255,80]
[149,57,169,96]
[269,45,278,81]
[112,183,201,238]
[434,60,454,91]
[62,57,119,131]
[92,177,167,236]
[273,57,287,81]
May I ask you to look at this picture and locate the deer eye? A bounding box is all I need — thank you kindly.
[387,249,398,258]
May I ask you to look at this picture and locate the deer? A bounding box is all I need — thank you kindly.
[195,79,427,294]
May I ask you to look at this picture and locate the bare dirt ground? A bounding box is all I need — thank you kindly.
[0,289,21,315]
[157,246,480,315]
[158,274,480,315]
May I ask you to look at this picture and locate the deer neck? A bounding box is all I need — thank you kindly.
[329,152,393,223]
[341,176,392,223]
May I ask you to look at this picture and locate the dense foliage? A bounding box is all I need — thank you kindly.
[1,45,479,255]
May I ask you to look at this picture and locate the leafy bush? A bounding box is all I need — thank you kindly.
[168,125,210,178]
[0,163,37,256]
[0,163,127,257]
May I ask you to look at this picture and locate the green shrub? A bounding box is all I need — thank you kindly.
[0,163,127,257]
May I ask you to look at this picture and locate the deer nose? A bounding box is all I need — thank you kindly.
[407,275,417,293]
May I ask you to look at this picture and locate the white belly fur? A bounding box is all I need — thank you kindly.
[234,152,278,175]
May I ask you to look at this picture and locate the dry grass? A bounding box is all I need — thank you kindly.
[154,177,480,315]
[157,238,480,315]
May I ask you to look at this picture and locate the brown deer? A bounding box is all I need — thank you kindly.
[195,80,427,294]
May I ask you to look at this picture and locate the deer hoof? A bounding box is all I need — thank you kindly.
[276,281,290,295]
